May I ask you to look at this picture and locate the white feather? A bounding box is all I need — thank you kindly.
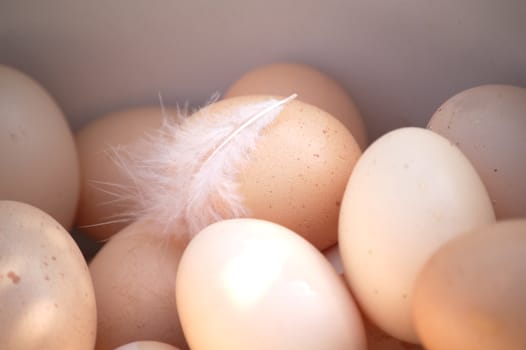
[109,96,292,239]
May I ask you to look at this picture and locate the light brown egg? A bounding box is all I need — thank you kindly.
[0,200,97,350]
[89,220,188,350]
[75,107,173,240]
[428,84,526,219]
[234,95,361,249]
[176,218,366,350]
[0,65,79,229]
[224,62,368,149]
[114,340,180,350]
[413,220,526,350]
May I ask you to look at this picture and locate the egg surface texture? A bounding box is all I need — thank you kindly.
[234,95,360,249]
[224,62,368,148]
[0,200,96,350]
[76,107,170,240]
[0,65,79,229]
[413,220,526,350]
[89,220,188,350]
[115,340,181,350]
[339,127,495,343]
[176,218,366,350]
[428,84,526,219]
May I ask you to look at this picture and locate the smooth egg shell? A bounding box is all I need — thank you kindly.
[428,84,526,219]
[0,65,79,229]
[339,127,495,343]
[115,340,181,350]
[413,220,526,350]
[176,218,366,350]
[75,107,171,240]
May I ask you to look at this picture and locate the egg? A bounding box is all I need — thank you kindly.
[428,84,526,220]
[0,65,79,229]
[322,245,424,350]
[224,62,368,149]
[0,200,97,350]
[75,107,174,240]
[339,127,495,343]
[413,220,526,350]
[114,341,180,350]
[364,318,424,350]
[176,218,366,350]
[89,220,188,350]
[118,95,361,249]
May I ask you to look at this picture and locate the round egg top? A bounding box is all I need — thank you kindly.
[0,65,79,229]
[75,106,172,240]
[224,62,368,149]
[339,127,495,343]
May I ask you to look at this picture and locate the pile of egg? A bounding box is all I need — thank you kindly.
[1,62,526,350]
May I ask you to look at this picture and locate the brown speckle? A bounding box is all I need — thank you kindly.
[368,249,373,255]
[335,201,341,207]
[493,168,498,172]
[54,303,59,308]
[45,275,50,281]
[9,133,18,142]
[374,289,379,295]
[402,293,408,299]
[7,271,20,284]
[313,153,320,158]
[51,256,56,261]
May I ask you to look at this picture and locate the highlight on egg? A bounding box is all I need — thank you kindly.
[176,218,366,350]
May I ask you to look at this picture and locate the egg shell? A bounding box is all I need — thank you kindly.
[0,200,97,350]
[339,127,495,343]
[234,95,361,249]
[89,220,188,350]
[428,84,526,220]
[224,62,368,149]
[413,220,526,350]
[0,65,79,229]
[176,218,366,350]
[114,340,180,350]
[75,107,172,240]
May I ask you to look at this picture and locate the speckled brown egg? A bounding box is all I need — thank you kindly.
[224,62,368,149]
[232,95,361,249]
